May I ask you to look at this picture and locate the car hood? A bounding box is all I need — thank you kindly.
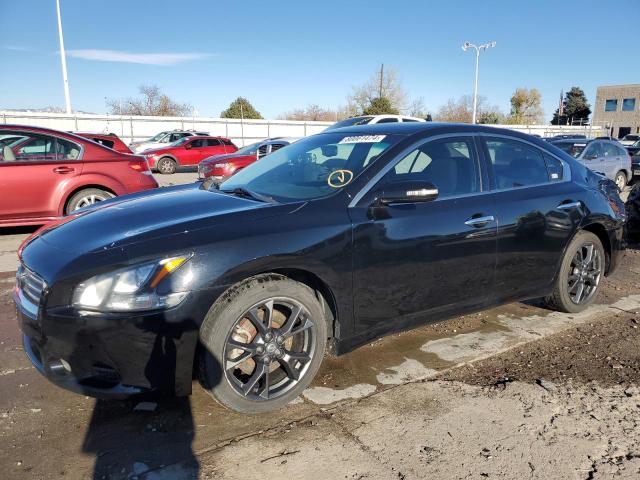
[25,185,295,257]
[201,152,254,165]
[141,146,173,155]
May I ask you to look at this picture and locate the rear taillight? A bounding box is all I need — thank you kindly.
[128,159,150,173]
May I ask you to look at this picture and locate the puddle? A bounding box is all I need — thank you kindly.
[303,384,376,405]
[376,358,437,385]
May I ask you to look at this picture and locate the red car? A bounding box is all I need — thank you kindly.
[143,136,237,174]
[0,125,158,227]
[197,138,293,184]
[74,132,133,154]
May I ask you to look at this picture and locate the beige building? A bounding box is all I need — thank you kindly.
[592,84,640,138]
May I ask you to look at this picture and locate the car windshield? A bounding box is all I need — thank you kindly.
[148,132,169,142]
[554,142,587,158]
[235,142,261,155]
[328,116,375,130]
[631,140,640,147]
[219,132,401,203]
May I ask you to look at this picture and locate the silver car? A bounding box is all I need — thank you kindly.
[552,139,632,189]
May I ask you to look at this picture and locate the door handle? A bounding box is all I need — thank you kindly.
[464,215,495,227]
[557,201,581,210]
[53,166,74,174]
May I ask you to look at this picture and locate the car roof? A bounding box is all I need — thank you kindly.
[185,135,232,141]
[324,121,529,138]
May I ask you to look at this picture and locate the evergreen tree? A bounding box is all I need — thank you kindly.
[220,97,263,119]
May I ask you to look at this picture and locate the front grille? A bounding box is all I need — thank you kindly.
[17,264,46,307]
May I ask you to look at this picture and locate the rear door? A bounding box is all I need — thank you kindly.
[601,142,621,180]
[480,135,582,301]
[0,132,83,222]
[202,138,226,160]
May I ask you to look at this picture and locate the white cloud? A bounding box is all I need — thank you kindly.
[65,49,210,66]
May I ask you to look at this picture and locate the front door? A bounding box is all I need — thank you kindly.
[349,135,497,335]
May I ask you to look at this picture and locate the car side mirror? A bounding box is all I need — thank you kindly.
[184,144,192,149]
[376,181,439,205]
[583,153,597,160]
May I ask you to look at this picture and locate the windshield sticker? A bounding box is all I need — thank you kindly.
[327,169,354,188]
[338,135,386,144]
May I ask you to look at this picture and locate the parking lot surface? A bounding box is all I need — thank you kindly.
[1,243,639,478]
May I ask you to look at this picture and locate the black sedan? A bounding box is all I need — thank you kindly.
[14,123,625,412]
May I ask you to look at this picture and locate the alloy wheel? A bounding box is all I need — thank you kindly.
[158,158,175,174]
[73,193,112,210]
[223,298,316,401]
[567,242,601,304]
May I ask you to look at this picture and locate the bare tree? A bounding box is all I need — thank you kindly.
[508,88,544,124]
[347,65,407,115]
[280,104,339,121]
[435,95,504,124]
[407,97,430,118]
[107,85,192,117]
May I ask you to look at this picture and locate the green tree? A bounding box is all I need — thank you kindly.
[363,97,399,115]
[508,88,543,124]
[220,97,263,119]
[551,87,591,125]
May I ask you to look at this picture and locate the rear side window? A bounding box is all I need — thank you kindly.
[386,138,479,198]
[543,154,563,181]
[485,139,552,188]
[376,117,398,123]
[93,138,115,149]
[258,144,269,158]
[402,118,420,122]
[269,143,286,153]
[221,139,236,146]
[205,139,222,147]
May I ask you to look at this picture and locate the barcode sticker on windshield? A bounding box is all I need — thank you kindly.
[338,135,386,144]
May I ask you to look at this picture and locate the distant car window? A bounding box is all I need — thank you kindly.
[221,139,235,146]
[257,144,269,158]
[170,133,186,142]
[328,116,374,129]
[387,138,479,198]
[402,118,420,122]
[602,142,618,157]
[554,142,587,158]
[622,99,636,112]
[615,145,627,156]
[190,139,204,148]
[205,138,222,147]
[582,142,601,159]
[605,99,618,112]
[485,139,550,188]
[376,118,399,123]
[269,143,286,153]
[92,138,115,149]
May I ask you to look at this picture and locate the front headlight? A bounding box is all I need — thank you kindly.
[72,256,191,312]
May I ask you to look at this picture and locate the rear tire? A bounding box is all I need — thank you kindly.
[615,171,627,190]
[65,188,114,214]
[198,274,327,413]
[157,157,177,174]
[545,231,604,313]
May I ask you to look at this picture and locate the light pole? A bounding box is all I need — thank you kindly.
[461,41,496,124]
[55,0,72,114]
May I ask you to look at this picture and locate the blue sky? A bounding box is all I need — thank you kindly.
[1,0,638,120]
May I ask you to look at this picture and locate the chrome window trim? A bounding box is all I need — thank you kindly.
[349,131,573,208]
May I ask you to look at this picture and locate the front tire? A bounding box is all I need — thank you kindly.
[615,171,627,190]
[157,157,177,174]
[199,274,327,413]
[545,231,604,313]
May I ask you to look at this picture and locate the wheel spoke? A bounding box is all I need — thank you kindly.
[279,304,303,336]
[574,281,585,302]
[278,350,310,381]
[583,244,594,266]
[226,350,254,371]
[227,338,258,353]
[245,306,270,335]
[242,362,269,396]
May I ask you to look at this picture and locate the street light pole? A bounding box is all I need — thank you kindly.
[462,41,496,124]
[55,0,72,114]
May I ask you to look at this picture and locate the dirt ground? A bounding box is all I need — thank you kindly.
[1,243,639,479]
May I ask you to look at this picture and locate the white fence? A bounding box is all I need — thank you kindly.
[0,110,607,146]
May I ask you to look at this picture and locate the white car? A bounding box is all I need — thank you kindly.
[620,134,640,146]
[130,130,209,153]
[325,114,426,131]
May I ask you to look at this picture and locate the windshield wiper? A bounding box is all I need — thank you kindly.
[220,187,278,204]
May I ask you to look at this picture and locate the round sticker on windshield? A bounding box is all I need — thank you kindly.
[327,169,354,188]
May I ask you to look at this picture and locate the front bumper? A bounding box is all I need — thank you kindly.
[14,286,203,399]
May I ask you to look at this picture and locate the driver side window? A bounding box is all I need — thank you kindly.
[383,138,480,198]
[583,142,601,159]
